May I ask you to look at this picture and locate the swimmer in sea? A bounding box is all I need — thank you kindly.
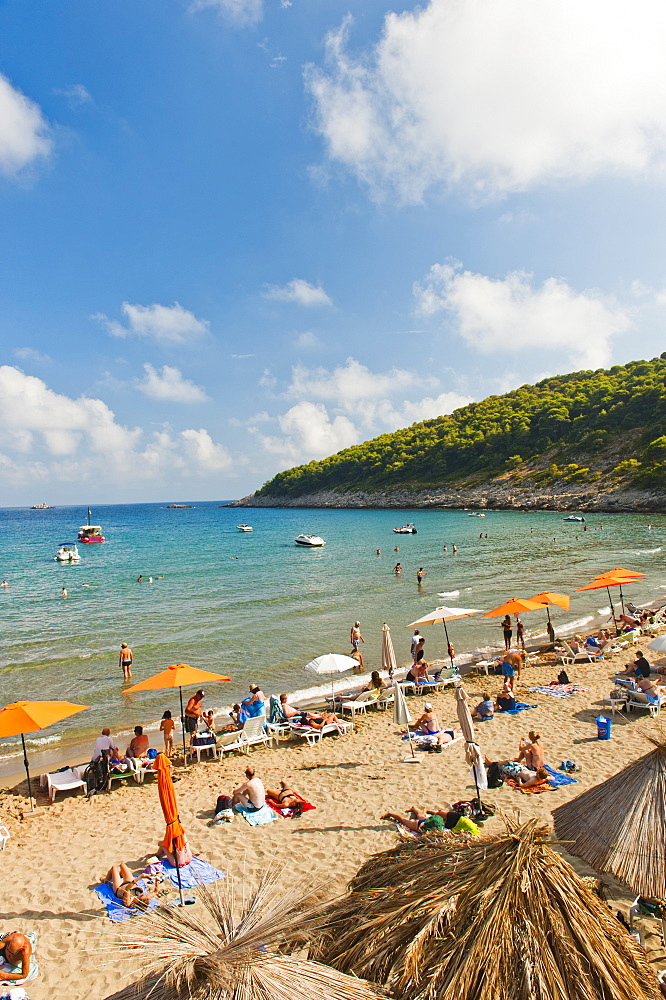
[452,544,457,553]
[376,548,381,555]
[394,562,402,575]
[1,580,7,587]
[61,587,67,598]
[394,546,399,552]
[229,557,239,561]
[137,575,143,583]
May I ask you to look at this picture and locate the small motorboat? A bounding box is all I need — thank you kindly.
[393,524,417,534]
[78,506,105,543]
[55,544,81,562]
[563,515,585,522]
[467,512,486,517]
[31,502,55,509]
[295,534,326,546]
[237,524,253,532]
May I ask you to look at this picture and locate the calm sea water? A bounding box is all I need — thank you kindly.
[1,501,664,766]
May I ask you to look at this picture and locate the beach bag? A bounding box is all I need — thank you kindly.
[451,800,475,818]
[84,753,109,796]
[486,762,504,788]
[215,794,233,813]
[558,669,570,685]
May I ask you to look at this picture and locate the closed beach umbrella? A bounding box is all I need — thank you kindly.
[455,686,486,812]
[407,606,483,666]
[126,663,230,764]
[553,735,666,900]
[156,752,187,906]
[390,637,415,760]
[0,700,89,809]
[305,653,358,704]
[381,622,397,682]
[308,817,660,1000]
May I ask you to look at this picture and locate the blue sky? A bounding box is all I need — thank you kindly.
[2,0,666,504]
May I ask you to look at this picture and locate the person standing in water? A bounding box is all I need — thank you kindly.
[501,615,512,650]
[416,567,425,585]
[119,642,133,681]
[350,621,364,651]
[516,617,525,650]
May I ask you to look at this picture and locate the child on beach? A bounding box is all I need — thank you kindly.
[160,710,175,756]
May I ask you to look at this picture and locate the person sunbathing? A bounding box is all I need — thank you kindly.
[484,757,548,787]
[0,931,33,981]
[411,702,440,735]
[381,805,480,835]
[105,863,159,910]
[363,670,386,693]
[265,779,302,810]
[634,676,666,704]
[301,710,342,729]
[517,730,545,770]
[495,682,516,712]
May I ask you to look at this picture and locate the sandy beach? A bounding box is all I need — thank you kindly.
[2,631,666,998]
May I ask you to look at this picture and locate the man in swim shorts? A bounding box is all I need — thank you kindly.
[232,765,265,811]
[350,621,364,651]
[0,931,32,981]
[119,642,133,681]
[185,690,205,745]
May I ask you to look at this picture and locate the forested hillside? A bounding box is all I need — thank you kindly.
[256,357,666,498]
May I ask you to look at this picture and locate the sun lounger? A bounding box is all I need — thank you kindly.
[339,689,380,718]
[218,717,277,756]
[188,736,219,763]
[376,686,395,709]
[626,691,666,717]
[41,767,87,803]
[558,640,603,665]
[289,719,353,745]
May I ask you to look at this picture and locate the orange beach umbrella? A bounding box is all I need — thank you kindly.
[576,572,645,626]
[0,700,89,809]
[481,598,546,618]
[529,591,570,628]
[592,568,647,580]
[155,752,187,905]
[127,664,230,764]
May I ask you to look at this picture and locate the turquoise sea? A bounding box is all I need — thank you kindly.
[1,501,664,770]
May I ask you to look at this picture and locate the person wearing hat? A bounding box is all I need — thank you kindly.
[184,689,206,747]
[411,702,440,736]
[119,642,133,681]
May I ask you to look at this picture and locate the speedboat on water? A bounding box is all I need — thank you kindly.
[78,506,105,543]
[295,534,326,546]
[563,515,585,522]
[237,524,253,532]
[55,544,81,562]
[467,512,486,517]
[393,524,417,534]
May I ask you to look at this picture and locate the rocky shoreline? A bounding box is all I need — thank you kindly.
[227,483,666,513]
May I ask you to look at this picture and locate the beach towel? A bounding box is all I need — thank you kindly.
[144,856,225,889]
[529,685,588,698]
[265,793,316,818]
[234,803,277,826]
[94,881,160,923]
[497,703,537,714]
[0,933,38,986]
[543,764,578,786]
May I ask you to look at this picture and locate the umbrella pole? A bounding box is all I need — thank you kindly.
[21,733,34,811]
[442,621,454,667]
[175,844,185,907]
[607,586,618,635]
[179,687,187,766]
[619,584,626,614]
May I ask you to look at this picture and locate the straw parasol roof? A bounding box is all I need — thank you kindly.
[553,734,666,900]
[103,867,386,1000]
[307,817,661,1000]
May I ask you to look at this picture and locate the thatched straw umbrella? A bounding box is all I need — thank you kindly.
[553,734,666,900]
[307,818,661,1000]
[103,867,386,1000]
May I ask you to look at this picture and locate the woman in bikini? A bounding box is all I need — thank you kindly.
[106,863,160,909]
[265,779,302,810]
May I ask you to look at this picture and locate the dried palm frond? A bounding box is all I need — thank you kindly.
[306,818,661,1000]
[553,733,666,898]
[103,864,386,1000]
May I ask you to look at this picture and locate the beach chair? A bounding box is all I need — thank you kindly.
[626,691,666,717]
[219,717,277,755]
[339,689,380,718]
[558,641,603,665]
[293,719,354,745]
[376,686,395,710]
[43,767,87,803]
[414,678,446,695]
[188,737,219,764]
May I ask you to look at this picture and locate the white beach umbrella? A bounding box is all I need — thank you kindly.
[305,653,358,705]
[407,606,484,666]
[648,636,666,653]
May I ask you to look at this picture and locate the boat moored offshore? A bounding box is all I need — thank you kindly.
[295,534,326,546]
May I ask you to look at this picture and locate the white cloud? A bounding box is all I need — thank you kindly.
[0,74,51,177]
[263,279,332,307]
[0,366,231,489]
[94,301,210,345]
[189,0,263,26]
[13,347,51,363]
[306,1,666,203]
[292,331,321,349]
[252,358,472,464]
[415,261,630,369]
[54,84,93,107]
[136,364,209,403]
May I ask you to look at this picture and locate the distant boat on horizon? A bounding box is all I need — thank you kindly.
[31,502,55,509]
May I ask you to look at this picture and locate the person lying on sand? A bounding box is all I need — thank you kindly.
[484,757,548,787]
[381,805,480,835]
[105,863,160,910]
[265,779,303,810]
[517,730,545,770]
[0,931,33,981]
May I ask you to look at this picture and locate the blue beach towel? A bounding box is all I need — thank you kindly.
[235,803,277,826]
[544,764,578,786]
[94,880,160,923]
[145,856,225,889]
[498,703,538,714]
